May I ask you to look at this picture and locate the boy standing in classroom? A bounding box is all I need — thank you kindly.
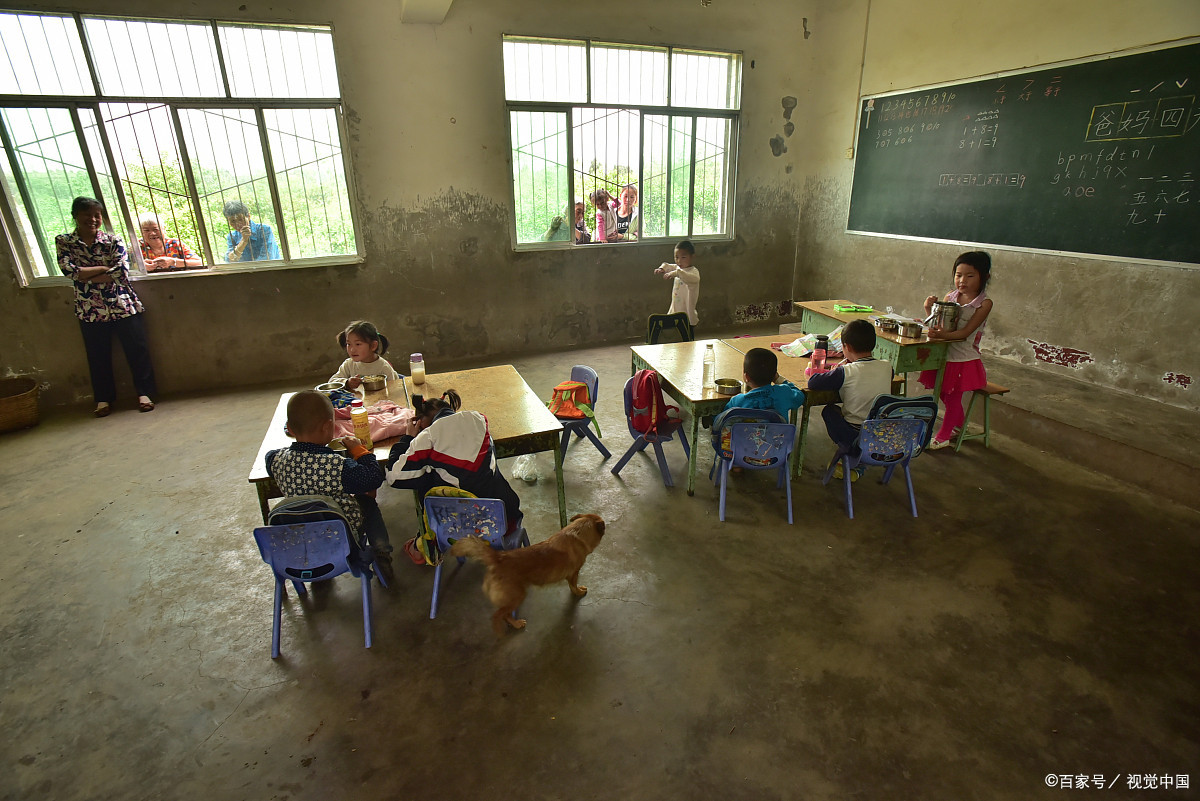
[654,240,700,337]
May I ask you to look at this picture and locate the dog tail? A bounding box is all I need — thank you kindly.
[448,536,500,566]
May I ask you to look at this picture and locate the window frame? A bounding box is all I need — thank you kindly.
[0,11,363,288]
[503,35,741,251]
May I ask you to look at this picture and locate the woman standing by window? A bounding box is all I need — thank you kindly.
[56,197,159,417]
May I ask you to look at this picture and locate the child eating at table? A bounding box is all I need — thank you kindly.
[266,390,394,584]
[920,250,994,449]
[329,320,400,390]
[807,319,893,482]
[711,346,806,458]
[654,240,700,337]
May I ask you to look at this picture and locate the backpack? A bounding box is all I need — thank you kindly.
[547,380,602,436]
[630,369,678,437]
[867,393,939,450]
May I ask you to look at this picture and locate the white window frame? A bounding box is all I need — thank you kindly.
[0,11,363,287]
[503,36,741,250]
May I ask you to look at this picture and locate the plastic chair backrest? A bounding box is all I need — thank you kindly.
[729,422,795,470]
[423,496,508,555]
[646,313,693,344]
[857,418,926,466]
[254,520,354,583]
[868,394,938,449]
[569,365,600,408]
[712,407,786,459]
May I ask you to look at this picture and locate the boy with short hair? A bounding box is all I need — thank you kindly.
[711,347,806,455]
[807,319,894,481]
[654,240,700,336]
[266,390,394,584]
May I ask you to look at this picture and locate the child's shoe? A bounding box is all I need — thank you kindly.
[374,550,395,587]
[927,438,952,450]
[833,463,864,482]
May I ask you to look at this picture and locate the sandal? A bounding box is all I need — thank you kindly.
[94,404,112,418]
[138,399,155,413]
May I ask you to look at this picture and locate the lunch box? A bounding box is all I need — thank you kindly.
[361,374,387,391]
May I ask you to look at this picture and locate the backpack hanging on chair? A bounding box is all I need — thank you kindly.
[547,380,602,437]
[630,369,678,438]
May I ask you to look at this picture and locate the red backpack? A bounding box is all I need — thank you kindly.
[630,369,678,437]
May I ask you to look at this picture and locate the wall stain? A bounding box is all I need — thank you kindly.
[1162,372,1192,389]
[1028,340,1095,368]
[769,135,787,157]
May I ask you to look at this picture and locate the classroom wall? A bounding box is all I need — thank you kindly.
[0,0,809,407]
[791,0,1200,411]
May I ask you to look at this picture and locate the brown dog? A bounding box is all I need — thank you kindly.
[448,513,606,635]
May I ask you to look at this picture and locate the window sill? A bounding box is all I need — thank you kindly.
[17,254,366,287]
[513,234,733,253]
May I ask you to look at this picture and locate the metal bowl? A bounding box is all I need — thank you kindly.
[315,379,346,393]
[898,321,923,339]
[361,374,387,392]
[878,318,899,333]
[715,378,741,395]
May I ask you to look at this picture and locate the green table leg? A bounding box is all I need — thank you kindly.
[794,404,812,480]
[554,443,567,528]
[686,410,701,496]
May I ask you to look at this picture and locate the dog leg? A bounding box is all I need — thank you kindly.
[491,606,526,635]
[567,570,588,597]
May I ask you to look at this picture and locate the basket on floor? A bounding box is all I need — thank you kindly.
[0,378,39,433]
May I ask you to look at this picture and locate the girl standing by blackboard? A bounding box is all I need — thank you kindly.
[920,251,993,449]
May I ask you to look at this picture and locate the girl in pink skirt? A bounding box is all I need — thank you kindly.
[920,251,994,449]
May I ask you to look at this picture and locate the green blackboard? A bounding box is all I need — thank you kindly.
[847,41,1199,265]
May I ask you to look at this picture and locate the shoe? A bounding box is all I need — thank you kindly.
[833,463,863,482]
[927,438,952,450]
[402,537,427,566]
[374,551,395,587]
[138,397,155,413]
[94,403,112,418]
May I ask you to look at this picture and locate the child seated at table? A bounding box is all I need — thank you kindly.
[386,389,524,561]
[266,390,394,584]
[807,319,893,481]
[711,347,806,456]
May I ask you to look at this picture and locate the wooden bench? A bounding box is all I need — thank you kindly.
[954,382,1011,451]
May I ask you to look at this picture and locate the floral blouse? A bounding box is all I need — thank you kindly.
[140,237,199,271]
[55,230,145,323]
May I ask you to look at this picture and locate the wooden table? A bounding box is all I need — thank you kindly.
[795,299,949,397]
[248,365,567,527]
[630,339,768,495]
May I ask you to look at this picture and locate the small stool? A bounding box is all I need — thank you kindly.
[954,382,1010,451]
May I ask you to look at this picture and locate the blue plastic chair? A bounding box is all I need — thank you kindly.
[708,407,786,484]
[718,422,797,524]
[646,313,694,344]
[821,417,927,519]
[253,519,376,658]
[556,365,610,461]
[868,393,939,451]
[423,495,529,620]
[610,376,691,488]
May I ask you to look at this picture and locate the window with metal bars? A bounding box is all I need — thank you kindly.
[503,36,740,247]
[0,11,359,284]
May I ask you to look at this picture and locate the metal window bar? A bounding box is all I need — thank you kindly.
[77,104,138,253]
[257,105,289,261]
[0,112,53,271]
[171,103,215,267]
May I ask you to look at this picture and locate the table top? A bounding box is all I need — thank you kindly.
[249,365,561,484]
[632,339,748,402]
[720,335,815,387]
[797,299,933,345]
[404,365,563,448]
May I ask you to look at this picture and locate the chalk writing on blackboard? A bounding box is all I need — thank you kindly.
[1086,96,1195,141]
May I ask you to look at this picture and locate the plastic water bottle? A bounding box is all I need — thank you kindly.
[703,343,715,387]
[350,399,372,450]
[811,335,828,372]
[410,352,425,385]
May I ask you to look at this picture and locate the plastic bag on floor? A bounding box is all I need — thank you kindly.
[512,454,538,483]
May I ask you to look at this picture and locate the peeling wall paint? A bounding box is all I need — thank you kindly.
[1027,340,1095,369]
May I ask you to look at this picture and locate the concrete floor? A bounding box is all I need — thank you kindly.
[2,336,1198,801]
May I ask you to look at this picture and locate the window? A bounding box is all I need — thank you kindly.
[503,36,740,247]
[0,11,359,284]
